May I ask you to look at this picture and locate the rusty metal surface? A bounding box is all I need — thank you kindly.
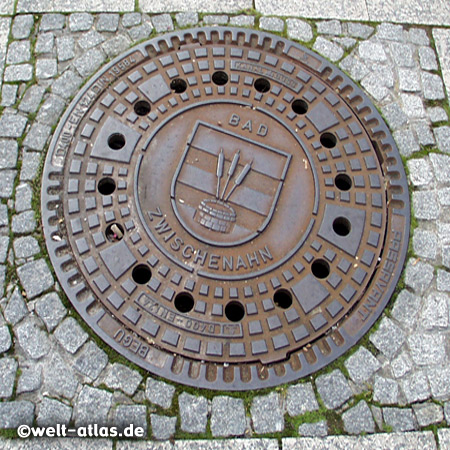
[41,28,410,390]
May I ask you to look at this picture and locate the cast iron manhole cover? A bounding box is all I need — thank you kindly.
[42,28,410,390]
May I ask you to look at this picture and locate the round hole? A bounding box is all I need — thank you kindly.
[174,292,194,313]
[134,100,151,116]
[291,99,308,114]
[170,78,187,93]
[320,132,337,149]
[335,174,352,191]
[212,71,229,86]
[333,217,351,237]
[97,177,116,195]
[254,77,271,93]
[311,259,330,279]
[225,301,245,322]
[108,133,126,150]
[132,264,152,284]
[274,289,293,309]
[105,223,124,242]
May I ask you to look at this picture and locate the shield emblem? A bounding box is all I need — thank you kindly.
[170,121,291,247]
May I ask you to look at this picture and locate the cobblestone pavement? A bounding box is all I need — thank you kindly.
[0,3,449,449]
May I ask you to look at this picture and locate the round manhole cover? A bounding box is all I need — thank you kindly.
[42,28,410,390]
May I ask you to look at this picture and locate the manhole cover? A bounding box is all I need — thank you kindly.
[42,28,410,390]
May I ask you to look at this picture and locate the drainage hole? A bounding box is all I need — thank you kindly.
[333,217,351,236]
[105,223,124,242]
[132,264,152,284]
[212,71,229,86]
[170,78,187,93]
[134,100,151,116]
[291,99,308,114]
[335,173,352,191]
[174,292,194,313]
[225,301,245,322]
[254,77,271,93]
[274,289,293,309]
[97,177,116,195]
[108,133,126,150]
[311,259,330,279]
[320,132,337,149]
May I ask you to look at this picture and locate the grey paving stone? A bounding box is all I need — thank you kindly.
[438,188,450,207]
[0,170,16,198]
[438,222,450,244]
[0,265,5,293]
[399,68,421,92]
[44,353,79,399]
[12,15,34,39]
[56,36,75,61]
[376,22,405,41]
[145,377,175,409]
[3,64,33,82]
[102,34,132,58]
[37,397,72,426]
[0,401,34,428]
[211,396,246,437]
[383,408,417,431]
[12,210,36,234]
[122,12,141,28]
[176,12,199,27]
[230,15,255,27]
[74,47,105,78]
[412,229,438,260]
[78,30,105,50]
[179,392,208,434]
[35,32,54,53]
[408,332,446,366]
[152,14,174,33]
[15,318,50,359]
[371,406,383,429]
[151,414,177,440]
[69,13,93,31]
[1,84,18,107]
[348,22,374,39]
[333,37,357,49]
[413,403,444,427]
[74,385,113,427]
[19,85,46,114]
[96,13,119,32]
[428,106,448,123]
[259,17,284,32]
[285,19,313,43]
[52,70,83,99]
[373,376,399,404]
[128,22,153,43]
[286,382,319,416]
[391,289,421,329]
[389,42,414,67]
[0,139,18,170]
[17,365,42,394]
[369,317,405,359]
[20,151,41,181]
[438,429,450,449]
[401,93,425,118]
[0,357,17,398]
[112,405,147,435]
[342,401,375,435]
[104,363,142,396]
[359,41,387,62]
[0,203,7,226]
[433,28,450,98]
[422,72,445,100]
[17,259,54,299]
[408,28,430,45]
[4,287,28,326]
[203,15,228,25]
[0,113,27,138]
[316,369,352,410]
[298,421,328,437]
[434,126,450,153]
[445,402,450,424]
[339,56,369,81]
[251,392,284,434]
[317,20,341,36]
[23,122,52,151]
[414,120,435,147]
[40,14,66,31]
[405,260,434,294]
[54,317,88,354]
[393,129,420,157]
[313,37,344,62]
[428,365,450,400]
[36,94,66,126]
[6,40,31,65]
[413,191,440,221]
[345,347,381,384]
[74,340,108,380]
[35,292,66,332]
[407,158,433,187]
[443,245,450,269]
[419,46,438,71]
[15,183,32,212]
[0,236,8,264]
[361,72,390,101]
[437,269,450,292]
